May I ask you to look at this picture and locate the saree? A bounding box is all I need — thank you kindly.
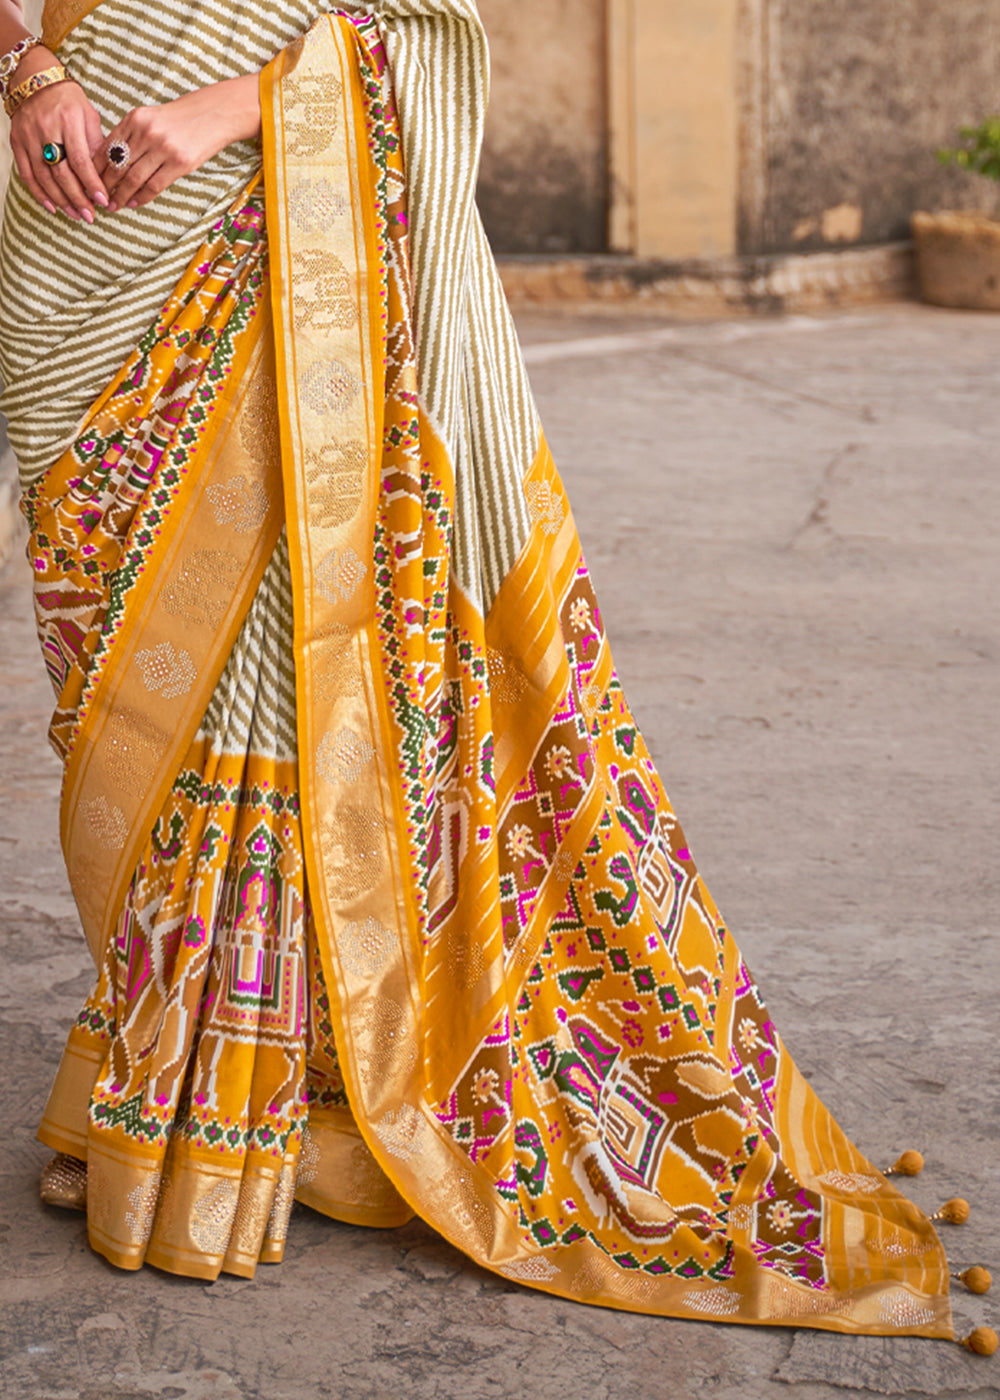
[0,0,959,1339]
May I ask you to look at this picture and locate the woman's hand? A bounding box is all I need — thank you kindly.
[8,46,109,222]
[96,74,261,212]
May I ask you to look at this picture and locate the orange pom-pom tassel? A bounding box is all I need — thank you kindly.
[962,1327,999,1357]
[934,1198,971,1225]
[885,1150,925,1177]
[955,1267,993,1295]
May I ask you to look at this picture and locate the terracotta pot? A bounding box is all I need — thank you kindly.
[912,210,1000,310]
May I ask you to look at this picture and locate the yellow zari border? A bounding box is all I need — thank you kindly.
[59,303,284,962]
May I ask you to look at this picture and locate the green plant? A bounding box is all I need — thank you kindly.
[937,118,1000,182]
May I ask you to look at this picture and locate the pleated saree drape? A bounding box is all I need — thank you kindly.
[0,0,956,1339]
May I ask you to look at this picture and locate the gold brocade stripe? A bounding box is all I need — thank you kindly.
[262,13,402,1104]
[41,0,103,49]
[60,312,284,963]
[294,1106,413,1228]
[264,12,430,1138]
[85,1139,299,1281]
[262,15,529,1275]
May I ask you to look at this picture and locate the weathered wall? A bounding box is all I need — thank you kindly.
[479,0,1000,260]
[738,0,1000,254]
[476,0,608,254]
[608,0,739,258]
[480,0,1000,258]
[4,3,1000,260]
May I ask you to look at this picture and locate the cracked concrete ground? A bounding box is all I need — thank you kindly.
[1,303,997,1399]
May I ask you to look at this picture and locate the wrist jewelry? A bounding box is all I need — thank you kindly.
[0,35,43,100]
[3,63,72,119]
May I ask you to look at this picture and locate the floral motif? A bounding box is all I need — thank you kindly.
[506,824,534,859]
[473,1069,499,1102]
[769,1201,795,1233]
[545,745,574,781]
[568,597,591,632]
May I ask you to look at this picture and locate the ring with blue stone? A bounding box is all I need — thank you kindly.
[42,141,66,166]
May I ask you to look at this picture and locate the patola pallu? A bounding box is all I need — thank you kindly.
[0,0,982,1345]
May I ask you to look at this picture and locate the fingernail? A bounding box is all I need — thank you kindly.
[93,191,109,208]
[81,209,95,225]
[43,200,57,215]
[127,199,138,210]
[108,201,119,213]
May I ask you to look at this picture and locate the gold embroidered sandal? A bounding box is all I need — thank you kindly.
[39,1153,88,1211]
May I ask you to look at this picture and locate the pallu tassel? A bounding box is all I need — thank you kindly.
[934,1198,972,1225]
[883,1150,925,1178]
[961,1328,999,1357]
[881,1152,993,1348]
[882,1153,973,1225]
[953,1267,993,1295]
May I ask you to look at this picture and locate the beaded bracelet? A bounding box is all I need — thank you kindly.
[0,34,43,100]
[3,64,73,119]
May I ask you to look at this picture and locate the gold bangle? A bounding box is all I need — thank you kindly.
[3,64,72,120]
[0,35,44,99]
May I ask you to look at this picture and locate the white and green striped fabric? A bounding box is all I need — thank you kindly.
[200,530,298,760]
[349,0,538,607]
[0,0,538,610]
[0,0,336,484]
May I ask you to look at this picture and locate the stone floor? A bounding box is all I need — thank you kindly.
[0,303,997,1399]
